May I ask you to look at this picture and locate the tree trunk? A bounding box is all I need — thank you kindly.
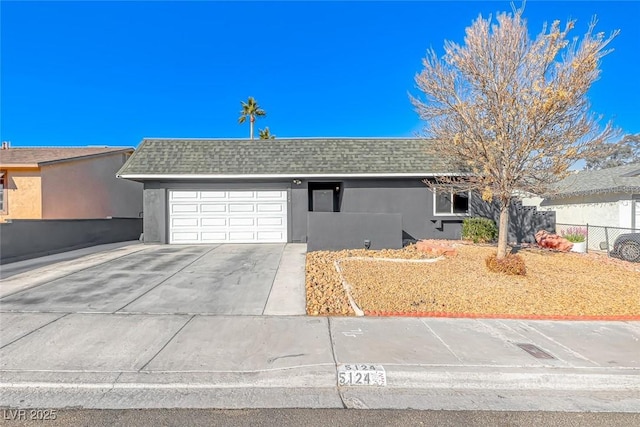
[496,203,510,259]
[250,116,254,140]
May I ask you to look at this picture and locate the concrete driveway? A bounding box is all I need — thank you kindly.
[0,243,306,315]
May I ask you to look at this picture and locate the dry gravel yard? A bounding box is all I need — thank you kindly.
[305,243,640,317]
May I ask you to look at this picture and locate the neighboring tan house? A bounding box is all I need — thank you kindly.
[522,162,640,230]
[117,138,554,250]
[0,146,143,222]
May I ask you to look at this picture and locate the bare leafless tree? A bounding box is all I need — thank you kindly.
[585,133,640,170]
[410,4,619,259]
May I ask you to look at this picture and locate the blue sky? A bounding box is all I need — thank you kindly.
[1,1,638,148]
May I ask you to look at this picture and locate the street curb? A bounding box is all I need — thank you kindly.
[380,368,640,390]
[364,310,640,321]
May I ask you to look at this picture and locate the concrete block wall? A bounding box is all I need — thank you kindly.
[0,218,143,264]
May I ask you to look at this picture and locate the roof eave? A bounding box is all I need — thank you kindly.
[38,148,134,166]
[117,172,470,180]
[545,186,640,200]
[0,163,40,169]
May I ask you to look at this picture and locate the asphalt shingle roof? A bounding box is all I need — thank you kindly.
[548,162,640,198]
[0,147,132,166]
[117,138,455,178]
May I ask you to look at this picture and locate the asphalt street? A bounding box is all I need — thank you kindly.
[2,409,640,427]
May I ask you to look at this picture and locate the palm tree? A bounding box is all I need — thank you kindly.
[259,127,275,139]
[237,96,266,139]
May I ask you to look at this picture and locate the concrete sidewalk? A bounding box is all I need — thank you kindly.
[1,314,638,411]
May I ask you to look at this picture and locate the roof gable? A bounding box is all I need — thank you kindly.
[117,138,458,179]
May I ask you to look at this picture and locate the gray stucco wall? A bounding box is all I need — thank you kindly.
[340,179,469,240]
[339,180,428,240]
[139,178,486,245]
[140,178,473,244]
[141,178,448,244]
[0,218,142,264]
[307,212,403,251]
[143,187,166,244]
[291,184,308,242]
[136,178,554,247]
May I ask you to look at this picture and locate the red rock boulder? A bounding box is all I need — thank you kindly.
[535,230,573,252]
[415,240,457,257]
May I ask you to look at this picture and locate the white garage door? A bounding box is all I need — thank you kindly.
[168,190,288,244]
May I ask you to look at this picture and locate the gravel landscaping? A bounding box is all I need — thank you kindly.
[305,243,640,317]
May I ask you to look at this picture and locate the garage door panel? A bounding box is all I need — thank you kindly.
[171,204,198,214]
[229,204,255,213]
[169,190,287,244]
[229,217,255,226]
[257,191,286,200]
[201,232,228,242]
[172,218,199,227]
[201,218,227,227]
[171,191,198,200]
[229,231,255,241]
[257,231,285,241]
[257,217,284,226]
[200,191,227,199]
[172,232,199,242]
[257,203,285,213]
[201,204,227,213]
[229,191,254,199]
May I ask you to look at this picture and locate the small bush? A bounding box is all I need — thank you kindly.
[462,217,498,243]
[485,253,527,276]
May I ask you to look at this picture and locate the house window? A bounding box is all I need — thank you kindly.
[434,189,469,215]
[0,171,7,213]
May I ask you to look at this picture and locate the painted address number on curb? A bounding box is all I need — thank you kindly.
[338,364,386,386]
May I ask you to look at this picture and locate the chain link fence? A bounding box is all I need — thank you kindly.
[555,223,640,261]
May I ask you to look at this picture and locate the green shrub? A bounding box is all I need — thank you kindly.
[462,217,498,243]
[485,253,527,276]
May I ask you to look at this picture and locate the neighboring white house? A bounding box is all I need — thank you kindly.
[522,162,640,230]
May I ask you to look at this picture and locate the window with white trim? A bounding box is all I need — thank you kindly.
[434,189,470,215]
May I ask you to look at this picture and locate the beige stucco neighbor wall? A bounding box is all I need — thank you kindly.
[40,153,142,219]
[0,169,42,221]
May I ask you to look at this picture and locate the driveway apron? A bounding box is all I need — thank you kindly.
[120,244,284,315]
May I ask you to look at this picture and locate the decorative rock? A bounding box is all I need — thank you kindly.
[535,230,574,252]
[415,240,458,257]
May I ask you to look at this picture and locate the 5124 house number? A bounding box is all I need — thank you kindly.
[337,364,386,386]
